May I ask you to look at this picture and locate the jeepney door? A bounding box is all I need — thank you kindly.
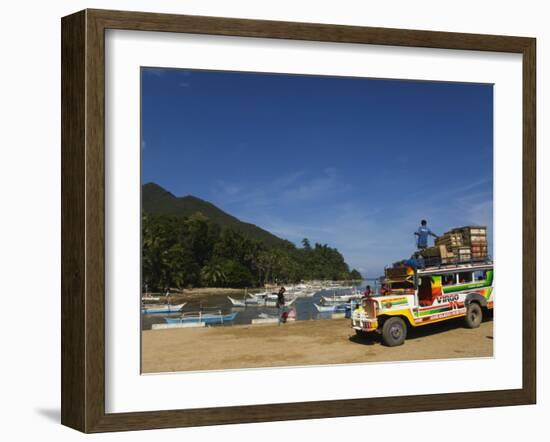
[414,275,420,315]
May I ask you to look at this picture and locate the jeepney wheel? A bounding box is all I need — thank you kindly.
[465,302,482,328]
[381,317,407,347]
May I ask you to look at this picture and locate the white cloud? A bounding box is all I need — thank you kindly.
[215,180,242,196]
[209,169,341,209]
[280,168,350,203]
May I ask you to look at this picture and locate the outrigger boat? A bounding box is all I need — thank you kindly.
[287,289,316,298]
[250,291,278,300]
[141,303,186,314]
[314,301,359,313]
[228,295,297,307]
[141,285,160,302]
[163,311,238,325]
[227,295,259,307]
[320,292,362,305]
[265,297,296,307]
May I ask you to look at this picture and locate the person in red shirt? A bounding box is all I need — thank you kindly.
[363,285,372,297]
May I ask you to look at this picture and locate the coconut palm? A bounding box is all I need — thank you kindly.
[200,263,226,287]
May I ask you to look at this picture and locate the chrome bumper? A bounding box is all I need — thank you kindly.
[352,315,378,332]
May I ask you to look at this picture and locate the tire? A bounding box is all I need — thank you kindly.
[465,302,482,328]
[381,317,407,347]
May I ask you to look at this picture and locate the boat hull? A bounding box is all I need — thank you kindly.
[227,296,261,307]
[164,312,238,325]
[228,296,296,307]
[314,302,358,313]
[321,295,361,304]
[142,303,186,314]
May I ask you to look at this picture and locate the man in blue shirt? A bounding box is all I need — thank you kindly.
[415,219,438,250]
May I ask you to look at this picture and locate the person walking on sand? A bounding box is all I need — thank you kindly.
[414,219,438,250]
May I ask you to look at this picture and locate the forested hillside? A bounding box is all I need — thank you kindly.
[142,184,362,289]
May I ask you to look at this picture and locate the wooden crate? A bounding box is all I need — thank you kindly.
[471,245,488,253]
[435,232,463,247]
[440,247,455,264]
[469,227,487,236]
[452,226,487,246]
[449,246,471,262]
[470,236,487,244]
[441,254,456,264]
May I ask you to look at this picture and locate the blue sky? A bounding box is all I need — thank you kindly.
[141,68,493,277]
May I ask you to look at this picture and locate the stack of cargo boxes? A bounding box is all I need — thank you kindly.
[421,226,488,264]
[451,226,488,260]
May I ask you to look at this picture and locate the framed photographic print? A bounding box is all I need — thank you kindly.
[61,9,536,433]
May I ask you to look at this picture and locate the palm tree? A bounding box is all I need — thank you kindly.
[200,263,226,287]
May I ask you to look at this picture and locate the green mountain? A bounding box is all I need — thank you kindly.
[142,182,293,249]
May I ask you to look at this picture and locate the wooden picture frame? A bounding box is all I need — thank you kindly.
[61,9,536,433]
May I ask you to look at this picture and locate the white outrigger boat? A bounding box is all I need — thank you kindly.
[141,303,186,314]
[264,296,296,307]
[227,295,260,307]
[320,292,362,305]
[284,283,320,297]
[227,295,296,307]
[314,301,359,313]
[287,289,317,298]
[141,285,161,302]
[164,310,238,325]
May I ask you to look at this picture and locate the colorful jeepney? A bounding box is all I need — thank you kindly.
[352,261,494,346]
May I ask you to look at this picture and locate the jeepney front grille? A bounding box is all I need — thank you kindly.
[363,299,377,318]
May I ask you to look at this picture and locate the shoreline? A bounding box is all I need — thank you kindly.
[144,280,365,302]
[145,287,250,301]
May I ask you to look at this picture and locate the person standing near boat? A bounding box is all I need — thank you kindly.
[276,286,286,308]
[414,219,438,250]
[276,287,286,325]
[363,285,372,297]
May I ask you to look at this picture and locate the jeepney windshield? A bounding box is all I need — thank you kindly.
[385,278,414,291]
[389,280,414,289]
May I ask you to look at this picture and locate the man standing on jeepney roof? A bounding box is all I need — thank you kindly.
[415,219,438,250]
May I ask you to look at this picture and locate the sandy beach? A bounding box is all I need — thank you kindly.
[142,317,493,373]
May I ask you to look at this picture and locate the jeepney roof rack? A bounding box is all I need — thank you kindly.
[415,255,493,271]
[386,255,492,274]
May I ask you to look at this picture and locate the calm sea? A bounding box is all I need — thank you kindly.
[141,280,378,330]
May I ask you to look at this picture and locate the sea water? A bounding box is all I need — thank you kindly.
[141,280,377,330]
